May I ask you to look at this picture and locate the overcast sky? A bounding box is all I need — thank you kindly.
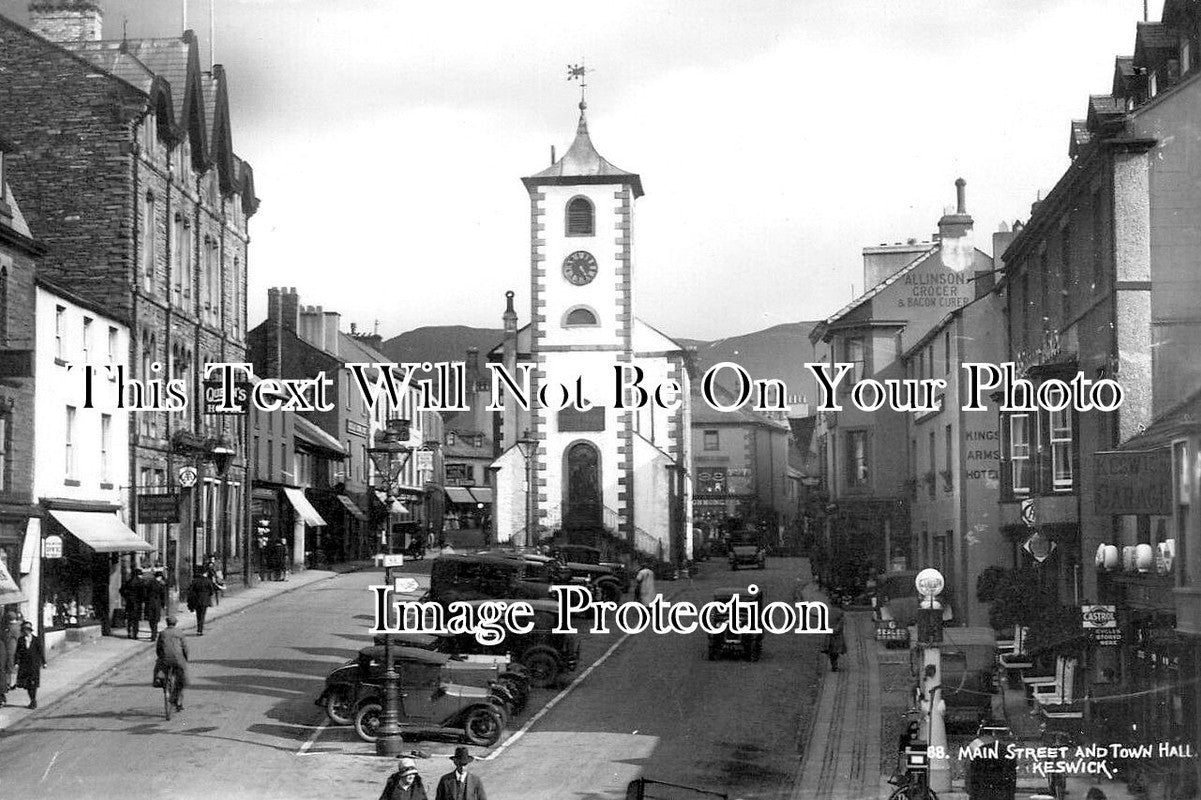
[2,0,1164,340]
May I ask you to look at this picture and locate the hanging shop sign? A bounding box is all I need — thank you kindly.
[416,450,434,473]
[178,466,198,488]
[202,380,252,415]
[1081,604,1121,646]
[137,492,180,524]
[1093,449,1171,516]
[42,535,63,559]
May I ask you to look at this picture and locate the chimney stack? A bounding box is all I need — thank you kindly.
[937,178,976,271]
[466,346,481,391]
[955,177,966,214]
[28,0,103,42]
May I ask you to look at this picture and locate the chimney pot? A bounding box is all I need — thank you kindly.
[955,177,967,214]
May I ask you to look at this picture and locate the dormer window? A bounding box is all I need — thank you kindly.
[446,431,456,447]
[474,434,483,449]
[563,306,599,327]
[566,196,594,236]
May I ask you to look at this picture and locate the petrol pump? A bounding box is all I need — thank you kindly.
[914,567,950,794]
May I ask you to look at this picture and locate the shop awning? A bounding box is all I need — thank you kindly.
[20,518,40,574]
[337,494,367,521]
[374,491,411,516]
[48,510,154,553]
[445,487,476,505]
[283,488,327,527]
[467,487,493,504]
[0,556,23,605]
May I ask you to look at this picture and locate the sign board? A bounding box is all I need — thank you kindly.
[375,553,404,568]
[416,450,433,472]
[394,577,420,594]
[696,468,727,494]
[1094,449,1172,516]
[178,466,198,488]
[202,380,252,415]
[915,568,944,598]
[137,493,180,524]
[1082,604,1122,646]
[445,463,474,485]
[346,419,369,437]
[875,619,909,642]
[1020,498,1037,527]
[42,535,63,559]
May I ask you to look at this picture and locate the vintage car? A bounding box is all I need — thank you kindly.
[728,539,766,570]
[436,598,580,688]
[315,645,510,746]
[372,632,530,712]
[550,544,631,595]
[706,586,765,661]
[937,627,998,732]
[428,553,553,604]
[871,569,920,647]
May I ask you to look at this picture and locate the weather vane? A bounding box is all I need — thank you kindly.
[567,62,588,105]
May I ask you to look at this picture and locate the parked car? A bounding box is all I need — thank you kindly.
[871,569,920,648]
[315,645,510,746]
[938,627,998,732]
[437,598,581,688]
[428,553,552,604]
[551,544,631,595]
[372,632,530,712]
[706,586,765,661]
[728,539,766,570]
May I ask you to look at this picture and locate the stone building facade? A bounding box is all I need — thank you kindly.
[0,2,258,591]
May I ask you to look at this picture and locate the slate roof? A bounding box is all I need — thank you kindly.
[59,40,155,93]
[523,103,644,198]
[123,37,192,123]
[809,245,938,343]
[1136,21,1179,54]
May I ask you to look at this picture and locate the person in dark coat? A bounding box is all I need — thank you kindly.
[824,603,847,672]
[379,757,428,800]
[274,539,289,581]
[143,570,168,641]
[186,570,216,635]
[154,616,189,711]
[434,747,486,800]
[14,621,44,709]
[0,623,11,707]
[121,568,145,639]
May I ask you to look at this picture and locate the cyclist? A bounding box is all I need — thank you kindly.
[154,616,189,712]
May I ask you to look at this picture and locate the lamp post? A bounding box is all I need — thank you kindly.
[210,444,235,583]
[515,431,537,548]
[367,418,412,757]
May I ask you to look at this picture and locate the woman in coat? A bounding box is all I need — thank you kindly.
[378,757,428,800]
[823,603,847,672]
[186,571,216,636]
[14,620,44,708]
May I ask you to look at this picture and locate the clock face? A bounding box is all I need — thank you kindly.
[562,251,598,286]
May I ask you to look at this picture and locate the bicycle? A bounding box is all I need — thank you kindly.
[887,769,939,800]
[162,667,177,720]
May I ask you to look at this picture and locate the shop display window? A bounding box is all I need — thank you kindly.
[40,534,105,631]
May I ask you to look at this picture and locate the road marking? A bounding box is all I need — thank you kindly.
[481,631,632,762]
[41,750,59,782]
[296,718,330,756]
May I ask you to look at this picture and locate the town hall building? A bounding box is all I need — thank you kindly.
[489,100,693,564]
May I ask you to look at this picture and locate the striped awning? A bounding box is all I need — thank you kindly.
[283,488,326,527]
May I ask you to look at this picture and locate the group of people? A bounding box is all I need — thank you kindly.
[378,747,486,800]
[119,567,169,640]
[0,613,44,709]
[257,536,291,582]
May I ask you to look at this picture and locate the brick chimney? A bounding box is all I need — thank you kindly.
[264,287,299,380]
[28,0,103,42]
[466,347,481,390]
[937,178,976,272]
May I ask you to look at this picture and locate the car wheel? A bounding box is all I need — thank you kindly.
[353,702,384,743]
[463,706,504,746]
[324,689,354,726]
[521,651,560,688]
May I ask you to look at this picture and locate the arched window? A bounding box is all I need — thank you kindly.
[566,196,594,236]
[564,307,598,327]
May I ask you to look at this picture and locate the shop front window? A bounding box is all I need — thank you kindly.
[39,534,106,631]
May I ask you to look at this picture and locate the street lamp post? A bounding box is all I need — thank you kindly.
[211,444,236,583]
[367,418,412,757]
[516,432,537,548]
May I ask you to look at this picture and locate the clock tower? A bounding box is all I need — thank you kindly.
[491,98,692,562]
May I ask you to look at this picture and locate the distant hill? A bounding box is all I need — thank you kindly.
[686,322,822,409]
[381,326,503,366]
[382,321,822,411]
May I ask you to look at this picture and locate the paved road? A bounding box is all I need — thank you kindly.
[0,558,821,800]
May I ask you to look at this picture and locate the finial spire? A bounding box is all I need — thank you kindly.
[567,62,589,135]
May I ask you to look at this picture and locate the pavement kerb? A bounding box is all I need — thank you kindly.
[0,561,374,733]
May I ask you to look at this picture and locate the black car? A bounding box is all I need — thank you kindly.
[428,553,552,604]
[706,586,765,662]
[438,598,581,688]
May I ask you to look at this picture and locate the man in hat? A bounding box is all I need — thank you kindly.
[121,568,145,639]
[435,747,486,800]
[154,616,189,711]
[378,756,428,800]
[143,569,168,641]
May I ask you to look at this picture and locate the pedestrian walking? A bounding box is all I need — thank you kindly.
[379,756,428,800]
[143,569,168,640]
[121,567,145,640]
[186,569,216,635]
[824,602,847,672]
[14,620,44,709]
[634,563,656,606]
[0,621,12,708]
[204,556,226,605]
[256,534,270,582]
[434,747,486,800]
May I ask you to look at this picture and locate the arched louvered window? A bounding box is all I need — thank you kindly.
[564,307,598,327]
[566,196,594,236]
